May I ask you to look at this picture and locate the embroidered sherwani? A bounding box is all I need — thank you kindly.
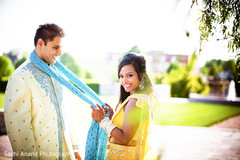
[4,59,79,160]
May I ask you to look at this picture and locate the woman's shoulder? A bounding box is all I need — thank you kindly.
[130,93,153,100]
[130,93,153,109]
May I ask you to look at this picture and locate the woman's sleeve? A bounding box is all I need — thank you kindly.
[131,94,147,109]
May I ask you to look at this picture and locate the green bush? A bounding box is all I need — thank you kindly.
[0,81,8,92]
[156,52,210,98]
[0,55,14,92]
[170,74,191,98]
[170,75,210,97]
[86,83,99,94]
[167,62,180,73]
[15,56,28,69]
[60,53,82,78]
[0,92,4,108]
[154,73,169,84]
[191,76,210,95]
[0,55,14,79]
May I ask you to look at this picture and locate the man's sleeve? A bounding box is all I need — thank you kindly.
[4,74,38,159]
[62,89,81,152]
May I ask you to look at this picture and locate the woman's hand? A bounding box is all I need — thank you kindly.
[74,152,82,160]
[91,103,115,122]
[105,103,114,120]
[91,104,105,122]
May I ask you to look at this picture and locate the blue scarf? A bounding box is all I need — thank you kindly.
[30,50,108,160]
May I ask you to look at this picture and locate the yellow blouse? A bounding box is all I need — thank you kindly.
[105,93,158,160]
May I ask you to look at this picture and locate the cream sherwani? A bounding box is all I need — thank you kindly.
[4,59,79,160]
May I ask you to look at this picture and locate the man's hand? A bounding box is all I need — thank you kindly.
[74,152,82,160]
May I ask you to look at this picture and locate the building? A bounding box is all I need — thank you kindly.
[145,51,189,73]
[105,51,191,75]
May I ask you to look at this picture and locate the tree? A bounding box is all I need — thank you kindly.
[166,62,180,73]
[0,55,15,80]
[169,52,198,98]
[192,0,240,96]
[60,52,94,80]
[4,49,21,64]
[60,52,82,78]
[192,0,240,52]
[208,63,219,76]
[222,59,236,80]
[201,59,236,78]
[14,52,29,69]
[163,52,209,97]
[85,71,93,80]
[118,45,142,64]
[128,45,141,53]
[171,74,191,98]
[201,59,222,76]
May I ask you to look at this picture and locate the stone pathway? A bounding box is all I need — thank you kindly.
[153,126,240,160]
[0,135,12,160]
[1,115,240,160]
[211,114,240,130]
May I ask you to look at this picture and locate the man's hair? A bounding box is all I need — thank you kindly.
[34,23,65,46]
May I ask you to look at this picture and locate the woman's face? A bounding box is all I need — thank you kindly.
[119,64,140,95]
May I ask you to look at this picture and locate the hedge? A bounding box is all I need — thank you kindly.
[0,81,7,92]
[0,80,100,94]
[86,83,99,94]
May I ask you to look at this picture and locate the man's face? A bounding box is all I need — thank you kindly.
[38,36,62,64]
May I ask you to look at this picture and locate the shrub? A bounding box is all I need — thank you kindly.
[170,75,191,98]
[14,56,28,69]
[191,76,210,95]
[154,73,169,84]
[0,81,8,92]
[86,83,99,94]
[0,55,14,79]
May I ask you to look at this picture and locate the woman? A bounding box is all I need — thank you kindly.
[91,53,159,159]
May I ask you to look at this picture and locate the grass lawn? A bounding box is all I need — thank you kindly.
[1,93,240,127]
[0,92,4,108]
[72,95,240,127]
[154,102,240,127]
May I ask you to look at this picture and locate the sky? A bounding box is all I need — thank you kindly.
[0,0,236,65]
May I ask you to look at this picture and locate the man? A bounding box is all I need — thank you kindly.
[4,23,81,160]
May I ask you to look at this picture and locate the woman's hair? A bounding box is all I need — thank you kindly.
[34,23,65,47]
[117,53,153,105]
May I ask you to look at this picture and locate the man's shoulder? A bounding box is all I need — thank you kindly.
[11,59,34,77]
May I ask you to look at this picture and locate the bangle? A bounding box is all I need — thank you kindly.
[100,117,116,134]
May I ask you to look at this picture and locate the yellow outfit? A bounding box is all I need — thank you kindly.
[105,93,158,160]
[4,59,79,160]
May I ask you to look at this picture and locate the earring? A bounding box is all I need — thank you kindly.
[139,79,144,89]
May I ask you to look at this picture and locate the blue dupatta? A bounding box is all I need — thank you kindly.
[30,50,108,160]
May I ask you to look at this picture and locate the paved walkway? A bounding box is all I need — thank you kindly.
[153,126,240,160]
[211,114,240,130]
[1,114,240,160]
[0,135,12,160]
